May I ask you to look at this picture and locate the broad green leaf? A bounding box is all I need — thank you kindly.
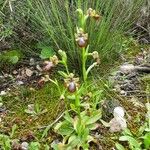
[82,128,89,141]
[119,136,141,148]
[68,135,80,148]
[123,128,133,136]
[58,71,68,78]
[9,56,19,64]
[143,132,150,149]
[55,121,74,136]
[40,47,54,59]
[29,142,40,150]
[115,143,126,150]
[86,110,101,125]
[64,111,73,123]
[87,135,95,143]
[87,123,100,130]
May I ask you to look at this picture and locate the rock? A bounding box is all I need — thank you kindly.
[109,106,127,133]
[109,117,127,133]
[13,70,18,75]
[102,99,120,120]
[120,64,135,74]
[21,142,29,150]
[113,107,125,118]
[120,90,127,96]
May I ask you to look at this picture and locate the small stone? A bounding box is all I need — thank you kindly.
[25,68,33,77]
[109,106,127,133]
[109,117,127,133]
[120,90,127,96]
[16,81,24,85]
[29,58,35,66]
[36,65,43,72]
[0,91,7,96]
[113,107,125,118]
[13,70,18,75]
[21,142,29,150]
[120,64,135,74]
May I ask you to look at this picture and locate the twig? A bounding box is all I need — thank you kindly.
[38,110,70,130]
[135,66,150,73]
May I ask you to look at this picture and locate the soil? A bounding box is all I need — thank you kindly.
[0,46,149,149]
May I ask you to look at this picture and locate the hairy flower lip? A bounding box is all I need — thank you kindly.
[76,37,88,48]
[75,28,88,48]
[68,81,76,93]
[64,73,80,93]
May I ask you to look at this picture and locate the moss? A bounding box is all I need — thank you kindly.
[1,83,64,140]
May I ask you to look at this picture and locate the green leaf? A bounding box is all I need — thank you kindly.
[29,142,40,150]
[143,132,150,149]
[58,71,68,78]
[115,143,126,150]
[123,128,133,136]
[87,123,99,130]
[40,47,54,59]
[10,124,18,138]
[9,56,19,64]
[119,136,141,149]
[86,110,101,125]
[68,135,80,148]
[42,124,52,138]
[55,121,74,136]
[64,111,73,123]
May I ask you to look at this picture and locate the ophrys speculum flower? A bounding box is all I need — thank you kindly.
[75,28,88,48]
[64,73,79,93]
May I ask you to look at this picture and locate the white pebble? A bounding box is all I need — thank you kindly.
[113,106,125,118]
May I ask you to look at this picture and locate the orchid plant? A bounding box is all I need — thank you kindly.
[42,8,102,150]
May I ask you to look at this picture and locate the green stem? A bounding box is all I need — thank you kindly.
[64,62,69,75]
[75,92,80,116]
[82,47,87,82]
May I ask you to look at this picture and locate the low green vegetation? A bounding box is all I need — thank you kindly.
[0,0,149,150]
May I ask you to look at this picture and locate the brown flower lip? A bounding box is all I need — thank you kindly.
[68,81,76,93]
[75,28,88,48]
[76,37,88,48]
[64,73,80,93]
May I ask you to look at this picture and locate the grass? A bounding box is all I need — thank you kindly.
[16,0,143,72]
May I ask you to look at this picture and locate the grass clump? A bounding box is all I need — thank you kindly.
[18,0,144,72]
